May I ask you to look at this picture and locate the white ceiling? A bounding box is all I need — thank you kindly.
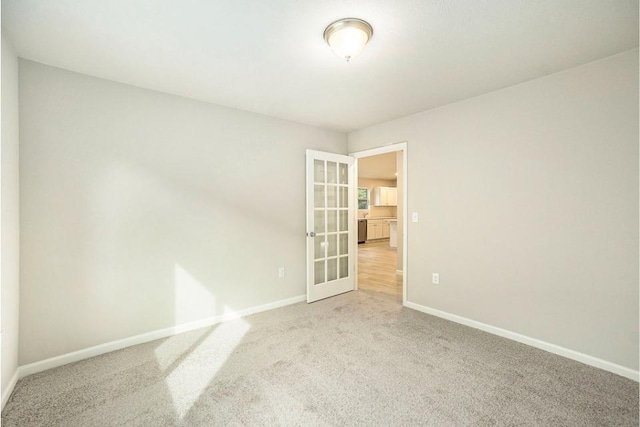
[358,153,397,180]
[3,1,638,132]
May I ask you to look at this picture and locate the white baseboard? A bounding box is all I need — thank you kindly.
[1,369,19,410]
[18,294,306,379]
[403,301,639,382]
[395,270,403,276]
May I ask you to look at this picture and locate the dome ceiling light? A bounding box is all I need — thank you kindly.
[323,18,373,62]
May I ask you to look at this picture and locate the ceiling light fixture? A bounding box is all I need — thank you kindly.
[323,18,373,62]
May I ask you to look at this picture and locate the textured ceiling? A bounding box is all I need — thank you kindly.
[3,0,638,132]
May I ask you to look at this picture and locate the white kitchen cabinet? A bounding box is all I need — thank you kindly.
[381,221,390,238]
[367,219,390,240]
[373,187,398,206]
[367,220,383,239]
[387,188,397,206]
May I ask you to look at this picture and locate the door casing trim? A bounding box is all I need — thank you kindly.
[350,142,408,305]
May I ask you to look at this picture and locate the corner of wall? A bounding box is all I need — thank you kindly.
[1,32,21,410]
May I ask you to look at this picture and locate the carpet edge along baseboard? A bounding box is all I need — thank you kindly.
[15,294,307,381]
[403,300,639,382]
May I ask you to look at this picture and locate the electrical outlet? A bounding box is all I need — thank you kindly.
[432,273,439,284]
[278,267,285,278]
[412,212,419,223]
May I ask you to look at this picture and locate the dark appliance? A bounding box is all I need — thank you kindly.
[358,219,367,243]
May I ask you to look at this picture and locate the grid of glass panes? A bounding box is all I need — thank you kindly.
[313,159,349,285]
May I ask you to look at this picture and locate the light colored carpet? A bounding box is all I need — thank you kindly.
[2,290,638,426]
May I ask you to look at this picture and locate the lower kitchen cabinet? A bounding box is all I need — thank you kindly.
[381,221,390,238]
[367,219,390,240]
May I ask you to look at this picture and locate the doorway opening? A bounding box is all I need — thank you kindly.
[351,143,407,305]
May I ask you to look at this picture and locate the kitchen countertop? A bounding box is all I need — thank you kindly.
[362,216,397,220]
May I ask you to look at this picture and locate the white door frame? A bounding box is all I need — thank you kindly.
[350,142,408,305]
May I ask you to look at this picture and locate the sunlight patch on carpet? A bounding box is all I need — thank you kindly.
[163,317,250,418]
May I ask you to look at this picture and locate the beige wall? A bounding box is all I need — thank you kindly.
[18,60,347,365]
[1,34,21,406]
[357,178,397,219]
[348,50,639,370]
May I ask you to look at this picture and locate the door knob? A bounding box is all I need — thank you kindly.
[307,232,316,237]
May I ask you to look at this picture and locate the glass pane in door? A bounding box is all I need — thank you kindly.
[327,258,337,281]
[327,234,337,257]
[327,185,337,208]
[314,160,325,183]
[339,163,348,184]
[314,185,325,208]
[327,162,337,184]
[339,256,349,278]
[339,187,348,208]
[314,260,325,285]
[327,210,337,233]
[314,236,325,260]
[338,210,348,232]
[339,233,348,255]
[314,210,325,234]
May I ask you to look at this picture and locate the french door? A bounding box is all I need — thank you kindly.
[306,150,356,302]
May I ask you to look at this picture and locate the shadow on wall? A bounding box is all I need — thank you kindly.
[20,141,306,365]
[92,155,297,327]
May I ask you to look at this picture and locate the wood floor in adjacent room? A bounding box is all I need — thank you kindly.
[357,239,402,303]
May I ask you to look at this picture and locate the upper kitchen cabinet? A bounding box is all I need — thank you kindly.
[373,187,397,206]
